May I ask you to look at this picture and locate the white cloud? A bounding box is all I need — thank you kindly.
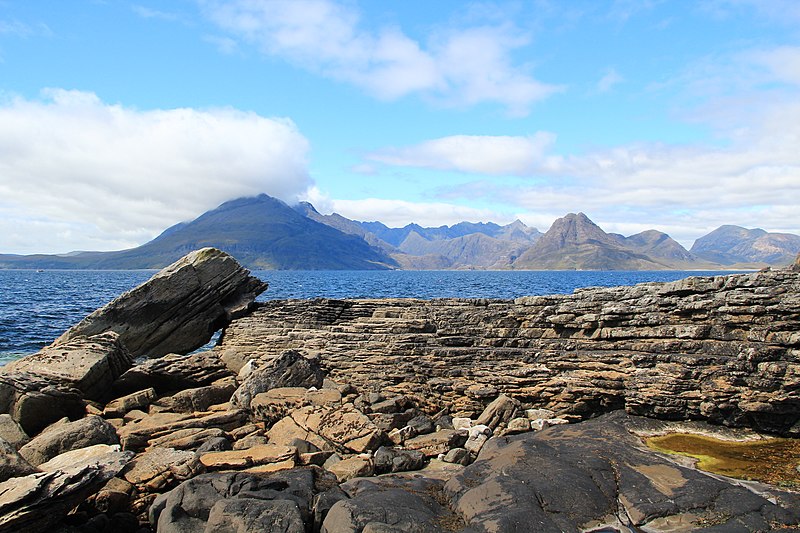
[0,90,311,254]
[301,187,509,228]
[367,133,559,176]
[200,0,561,115]
[596,68,623,92]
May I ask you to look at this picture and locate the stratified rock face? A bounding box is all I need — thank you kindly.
[55,248,268,357]
[218,269,800,435]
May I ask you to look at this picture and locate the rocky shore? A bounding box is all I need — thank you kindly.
[1,248,798,532]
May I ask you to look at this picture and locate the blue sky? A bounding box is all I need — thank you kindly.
[1,0,799,254]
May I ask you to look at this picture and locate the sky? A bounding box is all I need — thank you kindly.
[1,0,799,254]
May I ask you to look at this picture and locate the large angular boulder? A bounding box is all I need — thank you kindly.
[54,248,268,357]
[112,351,234,395]
[0,437,36,482]
[3,332,132,402]
[231,351,325,410]
[19,415,119,467]
[0,372,85,436]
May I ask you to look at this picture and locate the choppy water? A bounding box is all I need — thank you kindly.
[0,269,741,364]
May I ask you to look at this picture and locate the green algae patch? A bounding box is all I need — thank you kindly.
[645,433,800,487]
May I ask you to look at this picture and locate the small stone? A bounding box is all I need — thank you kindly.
[407,415,435,435]
[103,388,157,418]
[525,408,556,420]
[452,417,473,431]
[327,455,374,482]
[504,417,532,435]
[442,447,471,466]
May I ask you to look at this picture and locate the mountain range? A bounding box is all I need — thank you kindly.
[1,194,798,270]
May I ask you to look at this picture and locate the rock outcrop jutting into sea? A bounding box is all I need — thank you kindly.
[0,248,799,532]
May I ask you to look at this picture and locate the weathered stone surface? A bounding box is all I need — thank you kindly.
[444,411,800,532]
[0,437,36,482]
[121,447,201,491]
[290,404,385,454]
[0,371,85,436]
[19,415,118,467]
[112,350,234,396]
[149,468,339,533]
[217,269,800,435]
[0,448,130,532]
[322,476,461,533]
[326,455,373,482]
[403,429,464,457]
[231,350,325,410]
[475,393,521,430]
[118,408,247,451]
[0,414,28,449]
[158,379,236,413]
[373,446,425,474]
[199,443,296,470]
[55,247,268,357]
[3,332,132,402]
[251,386,342,424]
[147,427,228,451]
[103,387,157,418]
[206,497,307,533]
[36,443,123,473]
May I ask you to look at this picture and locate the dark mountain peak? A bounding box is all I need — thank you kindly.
[541,212,612,248]
[294,201,320,216]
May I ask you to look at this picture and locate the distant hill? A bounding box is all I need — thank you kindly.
[512,213,674,270]
[0,195,397,270]
[690,225,800,266]
[3,194,798,271]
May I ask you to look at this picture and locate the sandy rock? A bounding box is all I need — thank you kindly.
[476,394,521,431]
[147,427,228,451]
[442,447,471,466]
[121,447,201,491]
[118,408,247,451]
[37,443,123,472]
[503,417,532,435]
[531,418,569,431]
[103,387,157,418]
[0,414,29,449]
[199,443,297,470]
[291,404,385,453]
[326,455,374,482]
[19,415,118,467]
[3,332,132,402]
[55,248,268,357]
[404,430,465,457]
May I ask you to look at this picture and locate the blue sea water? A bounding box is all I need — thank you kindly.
[0,269,743,364]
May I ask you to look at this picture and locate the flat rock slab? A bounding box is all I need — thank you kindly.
[444,411,800,532]
[55,248,268,357]
[199,444,297,470]
[3,332,132,402]
[19,415,119,467]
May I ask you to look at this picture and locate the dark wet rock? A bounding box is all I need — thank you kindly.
[55,248,268,358]
[0,437,36,482]
[322,476,460,533]
[231,350,325,410]
[195,436,232,454]
[112,351,234,396]
[0,448,131,532]
[373,446,425,474]
[19,415,118,467]
[406,414,435,435]
[206,497,306,533]
[3,332,132,402]
[149,467,339,533]
[444,411,800,532]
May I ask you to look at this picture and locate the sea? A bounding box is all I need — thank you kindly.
[0,269,744,365]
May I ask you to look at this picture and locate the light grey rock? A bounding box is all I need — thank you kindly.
[112,350,234,396]
[54,247,268,357]
[19,415,118,467]
[103,387,157,418]
[0,437,36,482]
[475,394,521,431]
[231,350,325,410]
[0,414,28,449]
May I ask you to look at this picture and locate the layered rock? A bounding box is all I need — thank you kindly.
[218,269,800,435]
[55,247,268,357]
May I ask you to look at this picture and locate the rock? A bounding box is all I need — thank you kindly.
[250,386,342,424]
[403,430,465,457]
[444,411,800,532]
[121,447,201,492]
[3,332,132,403]
[0,437,36,482]
[267,415,332,452]
[148,427,228,451]
[19,415,118,467]
[463,424,491,455]
[791,252,800,271]
[54,248,268,357]
[326,455,374,482]
[442,447,471,466]
[37,443,124,473]
[205,497,307,533]
[233,433,269,450]
[531,418,569,431]
[387,426,414,445]
[0,372,88,437]
[290,404,385,453]
[196,436,233,454]
[503,417,532,435]
[406,415,435,435]
[451,417,472,430]
[103,387,157,418]
[158,380,236,413]
[199,444,297,471]
[525,408,556,420]
[475,394,521,431]
[231,350,325,410]
[118,408,248,451]
[91,476,135,514]
[150,468,339,532]
[0,448,130,532]
[0,414,29,449]
[322,476,460,533]
[112,350,234,396]
[373,446,426,474]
